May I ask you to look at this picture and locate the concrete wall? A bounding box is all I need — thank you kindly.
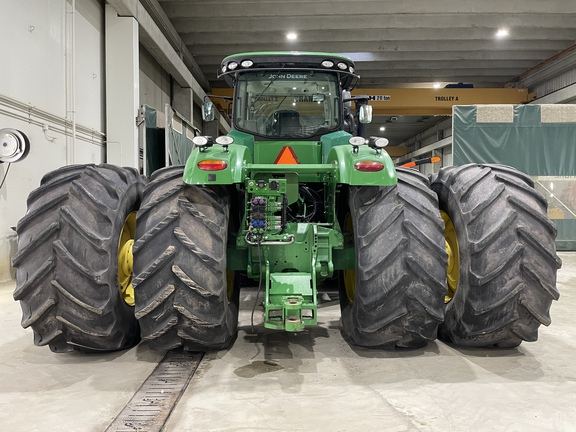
[0,0,106,282]
[140,45,171,111]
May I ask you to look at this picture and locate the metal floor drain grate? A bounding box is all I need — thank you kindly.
[105,350,204,432]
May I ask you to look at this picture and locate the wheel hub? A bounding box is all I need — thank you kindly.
[441,211,460,303]
[118,212,136,306]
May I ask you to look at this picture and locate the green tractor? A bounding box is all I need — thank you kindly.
[12,52,561,353]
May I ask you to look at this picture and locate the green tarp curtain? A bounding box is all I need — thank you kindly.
[453,105,576,250]
[166,105,195,166]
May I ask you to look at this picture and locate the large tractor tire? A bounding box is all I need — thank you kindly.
[431,164,562,347]
[12,164,144,352]
[340,168,448,348]
[133,166,238,351]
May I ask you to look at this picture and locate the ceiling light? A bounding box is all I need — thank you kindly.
[433,83,441,89]
[379,126,386,131]
[286,32,298,40]
[496,29,509,38]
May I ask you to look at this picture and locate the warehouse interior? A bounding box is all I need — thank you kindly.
[1,1,576,431]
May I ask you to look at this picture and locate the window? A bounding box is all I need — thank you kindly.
[533,176,576,220]
[234,71,340,139]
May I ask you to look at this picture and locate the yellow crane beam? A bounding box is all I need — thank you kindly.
[209,87,534,116]
[351,88,534,116]
[210,88,233,112]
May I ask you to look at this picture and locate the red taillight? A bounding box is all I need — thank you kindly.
[354,161,384,172]
[198,160,228,171]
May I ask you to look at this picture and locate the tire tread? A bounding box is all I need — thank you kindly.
[432,163,561,347]
[341,168,447,348]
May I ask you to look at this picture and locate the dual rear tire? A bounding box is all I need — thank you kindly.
[340,164,561,349]
[12,164,238,353]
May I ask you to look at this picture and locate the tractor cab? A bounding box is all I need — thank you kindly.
[210,52,373,146]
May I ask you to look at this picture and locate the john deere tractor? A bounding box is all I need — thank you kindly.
[12,52,561,353]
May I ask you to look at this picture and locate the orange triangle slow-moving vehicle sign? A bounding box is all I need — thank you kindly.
[274,146,299,164]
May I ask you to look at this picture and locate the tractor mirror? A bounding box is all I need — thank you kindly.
[359,104,373,124]
[202,101,216,122]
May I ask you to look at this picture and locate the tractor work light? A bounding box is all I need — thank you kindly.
[198,160,228,171]
[321,60,334,68]
[192,136,214,151]
[192,136,210,146]
[215,135,234,145]
[349,136,366,153]
[354,161,384,172]
[337,62,348,70]
[241,60,253,68]
[228,61,238,70]
[369,137,389,148]
[349,137,366,147]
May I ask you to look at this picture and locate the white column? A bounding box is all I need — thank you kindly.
[105,4,139,168]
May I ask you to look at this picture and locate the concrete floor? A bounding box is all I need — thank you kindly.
[1,253,575,432]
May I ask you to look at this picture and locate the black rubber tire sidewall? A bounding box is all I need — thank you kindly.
[432,163,561,347]
[340,168,447,348]
[133,166,239,351]
[13,164,144,352]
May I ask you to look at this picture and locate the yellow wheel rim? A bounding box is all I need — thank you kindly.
[441,210,460,303]
[343,213,355,304]
[118,212,136,306]
[226,270,235,302]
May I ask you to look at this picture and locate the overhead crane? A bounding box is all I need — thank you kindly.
[209,87,534,116]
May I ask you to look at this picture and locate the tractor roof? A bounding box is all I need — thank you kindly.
[218,51,359,89]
